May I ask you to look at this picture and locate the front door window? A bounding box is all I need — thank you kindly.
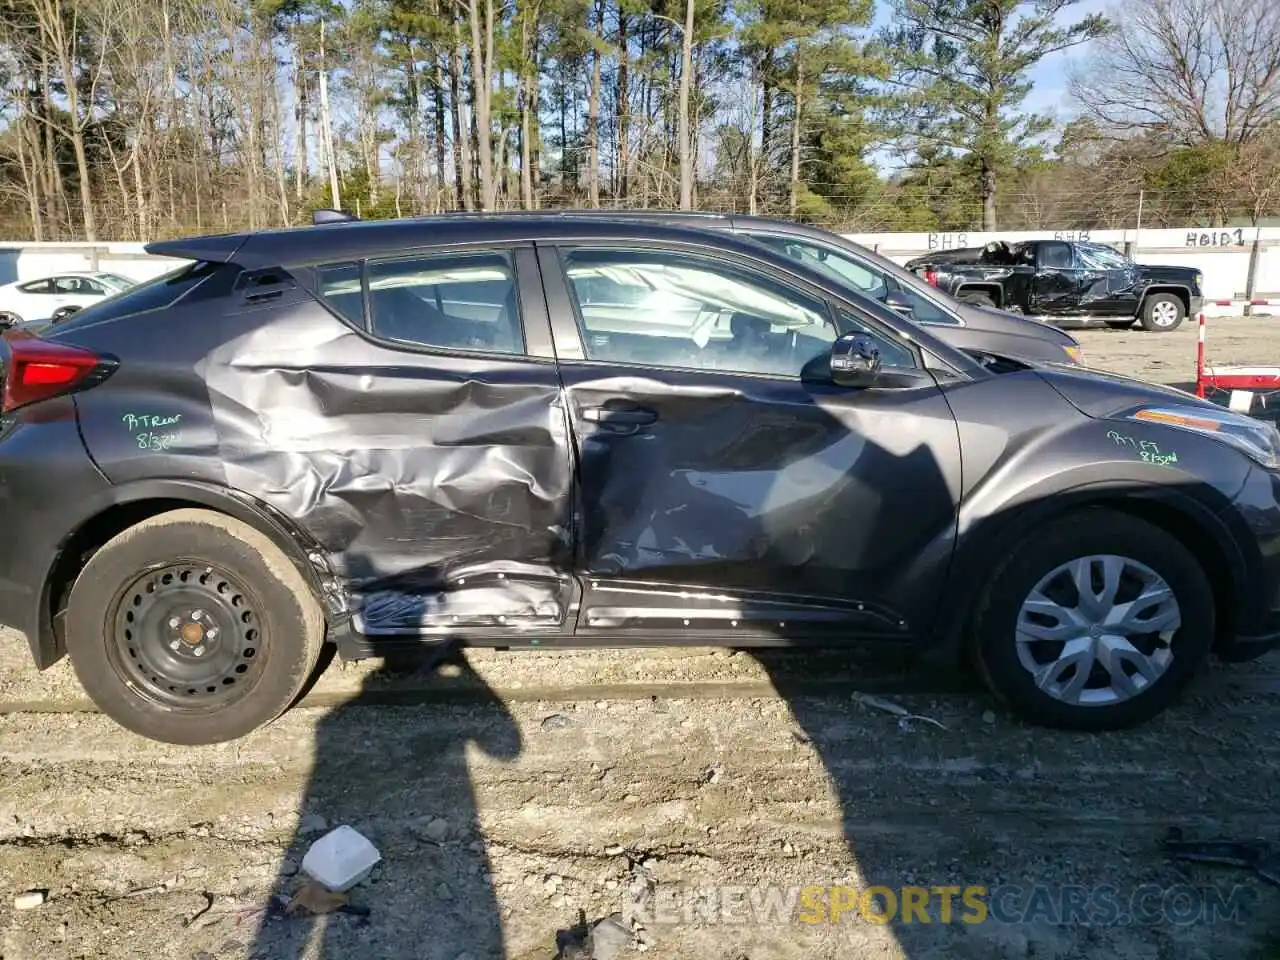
[560,248,837,378]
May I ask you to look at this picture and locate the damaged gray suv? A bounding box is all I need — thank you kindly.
[1,213,1278,745]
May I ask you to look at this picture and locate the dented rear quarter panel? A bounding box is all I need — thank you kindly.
[63,282,577,639]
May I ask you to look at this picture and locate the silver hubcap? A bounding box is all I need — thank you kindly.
[1016,555,1180,707]
[1152,301,1179,326]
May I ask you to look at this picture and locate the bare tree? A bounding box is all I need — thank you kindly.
[98,0,165,238]
[585,0,604,207]
[318,18,340,209]
[516,0,542,208]
[28,0,112,240]
[677,0,694,209]
[1230,133,1280,223]
[463,0,497,209]
[1071,0,1280,145]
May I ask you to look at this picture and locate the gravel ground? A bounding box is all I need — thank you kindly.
[2,318,1280,960]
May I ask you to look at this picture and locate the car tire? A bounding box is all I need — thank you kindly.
[64,508,325,745]
[1105,319,1135,330]
[971,508,1213,730]
[1139,293,1186,332]
[0,312,22,329]
[958,291,998,309]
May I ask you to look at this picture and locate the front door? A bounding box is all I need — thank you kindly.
[538,241,964,642]
[1075,243,1142,316]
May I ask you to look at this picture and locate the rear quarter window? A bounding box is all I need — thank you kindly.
[47,261,227,334]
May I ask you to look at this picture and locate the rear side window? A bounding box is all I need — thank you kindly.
[355,251,524,355]
[317,262,364,326]
[49,260,224,334]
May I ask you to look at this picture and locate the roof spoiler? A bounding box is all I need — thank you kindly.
[313,208,361,225]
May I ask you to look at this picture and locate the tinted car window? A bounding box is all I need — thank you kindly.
[753,234,959,325]
[365,251,524,355]
[317,262,364,326]
[562,248,836,378]
[754,236,888,299]
[53,277,93,294]
[1039,242,1075,269]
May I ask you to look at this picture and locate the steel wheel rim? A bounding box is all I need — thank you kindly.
[1152,301,1179,326]
[1015,554,1180,707]
[106,563,265,710]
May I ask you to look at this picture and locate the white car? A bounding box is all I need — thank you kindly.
[0,271,137,327]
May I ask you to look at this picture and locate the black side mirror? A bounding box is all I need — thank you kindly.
[883,289,915,318]
[830,332,882,387]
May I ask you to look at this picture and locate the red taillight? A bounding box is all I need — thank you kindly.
[1,335,107,414]
[923,267,939,287]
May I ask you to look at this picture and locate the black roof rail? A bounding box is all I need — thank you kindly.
[312,208,361,225]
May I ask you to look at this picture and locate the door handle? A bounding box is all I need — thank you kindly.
[581,406,657,425]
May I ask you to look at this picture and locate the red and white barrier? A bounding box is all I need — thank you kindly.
[1203,297,1278,317]
[1195,312,1280,411]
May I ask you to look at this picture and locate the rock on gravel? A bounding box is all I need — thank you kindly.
[13,889,47,909]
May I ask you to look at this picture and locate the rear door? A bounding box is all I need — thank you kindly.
[538,239,963,642]
[68,245,578,641]
[1029,241,1089,315]
[292,245,576,637]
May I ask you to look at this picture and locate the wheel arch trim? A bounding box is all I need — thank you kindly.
[927,476,1251,661]
[1140,285,1192,313]
[33,479,345,669]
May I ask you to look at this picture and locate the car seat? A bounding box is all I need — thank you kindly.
[729,313,781,373]
[372,287,457,345]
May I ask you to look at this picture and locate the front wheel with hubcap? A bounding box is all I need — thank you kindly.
[65,508,325,745]
[1139,293,1186,332]
[971,509,1213,730]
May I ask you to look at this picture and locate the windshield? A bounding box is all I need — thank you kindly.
[754,235,889,299]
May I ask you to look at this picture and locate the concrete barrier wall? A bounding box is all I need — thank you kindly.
[2,226,1278,310]
[844,227,1280,308]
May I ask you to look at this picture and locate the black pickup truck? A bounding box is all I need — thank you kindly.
[905,239,1204,332]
